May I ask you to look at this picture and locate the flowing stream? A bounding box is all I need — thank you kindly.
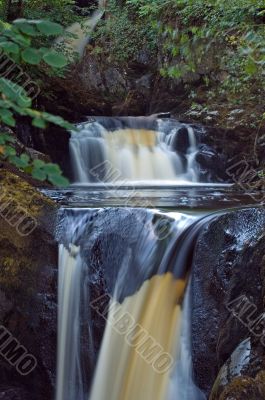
[55,115,244,399]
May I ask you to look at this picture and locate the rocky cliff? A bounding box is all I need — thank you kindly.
[0,170,58,400]
[192,208,265,399]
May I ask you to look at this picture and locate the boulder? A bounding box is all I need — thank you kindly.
[210,339,265,399]
[214,373,265,400]
[195,143,227,182]
[170,127,190,154]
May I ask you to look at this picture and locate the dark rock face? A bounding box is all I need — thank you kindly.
[195,144,228,182]
[0,387,35,400]
[0,171,58,400]
[170,127,190,154]
[51,40,187,118]
[14,118,72,179]
[70,50,158,116]
[192,208,265,397]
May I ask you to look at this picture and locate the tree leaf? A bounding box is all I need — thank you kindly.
[14,20,39,36]
[32,168,47,181]
[43,163,61,175]
[9,154,29,168]
[22,48,42,65]
[0,109,16,126]
[0,41,20,54]
[0,133,15,144]
[33,159,45,168]
[3,29,31,47]
[36,20,63,36]
[4,145,16,156]
[0,78,32,108]
[42,112,73,129]
[32,117,47,128]
[42,50,68,68]
[48,174,69,187]
[20,153,30,165]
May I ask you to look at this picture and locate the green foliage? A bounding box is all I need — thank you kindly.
[0,19,67,66]
[126,0,167,17]
[0,133,68,186]
[94,0,264,99]
[0,17,72,186]
[92,0,157,63]
[23,0,93,26]
[158,0,265,83]
[0,19,71,129]
[0,0,89,26]
[124,0,265,115]
[31,159,69,186]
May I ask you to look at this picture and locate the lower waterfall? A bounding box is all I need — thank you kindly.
[89,273,184,400]
[56,244,84,400]
[55,208,218,400]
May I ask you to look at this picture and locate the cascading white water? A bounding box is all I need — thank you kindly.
[55,0,106,58]
[70,118,200,184]
[56,244,85,400]
[166,282,206,400]
[56,208,211,400]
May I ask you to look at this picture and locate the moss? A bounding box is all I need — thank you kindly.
[0,170,57,294]
[0,250,35,291]
[212,372,265,400]
[254,371,265,397]
[0,169,54,218]
[219,375,265,399]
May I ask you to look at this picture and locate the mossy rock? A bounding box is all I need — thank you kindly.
[0,169,58,399]
[0,169,57,292]
[218,374,265,399]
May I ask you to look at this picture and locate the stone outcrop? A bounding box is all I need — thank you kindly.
[192,208,265,398]
[0,170,58,400]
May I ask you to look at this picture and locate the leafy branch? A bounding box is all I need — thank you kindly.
[0,18,74,186]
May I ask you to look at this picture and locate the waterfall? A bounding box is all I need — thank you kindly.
[55,0,105,58]
[166,282,206,400]
[89,273,184,400]
[56,208,215,400]
[70,117,200,184]
[56,244,87,400]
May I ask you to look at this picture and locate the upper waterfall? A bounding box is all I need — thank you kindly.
[55,0,106,58]
[70,117,203,185]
